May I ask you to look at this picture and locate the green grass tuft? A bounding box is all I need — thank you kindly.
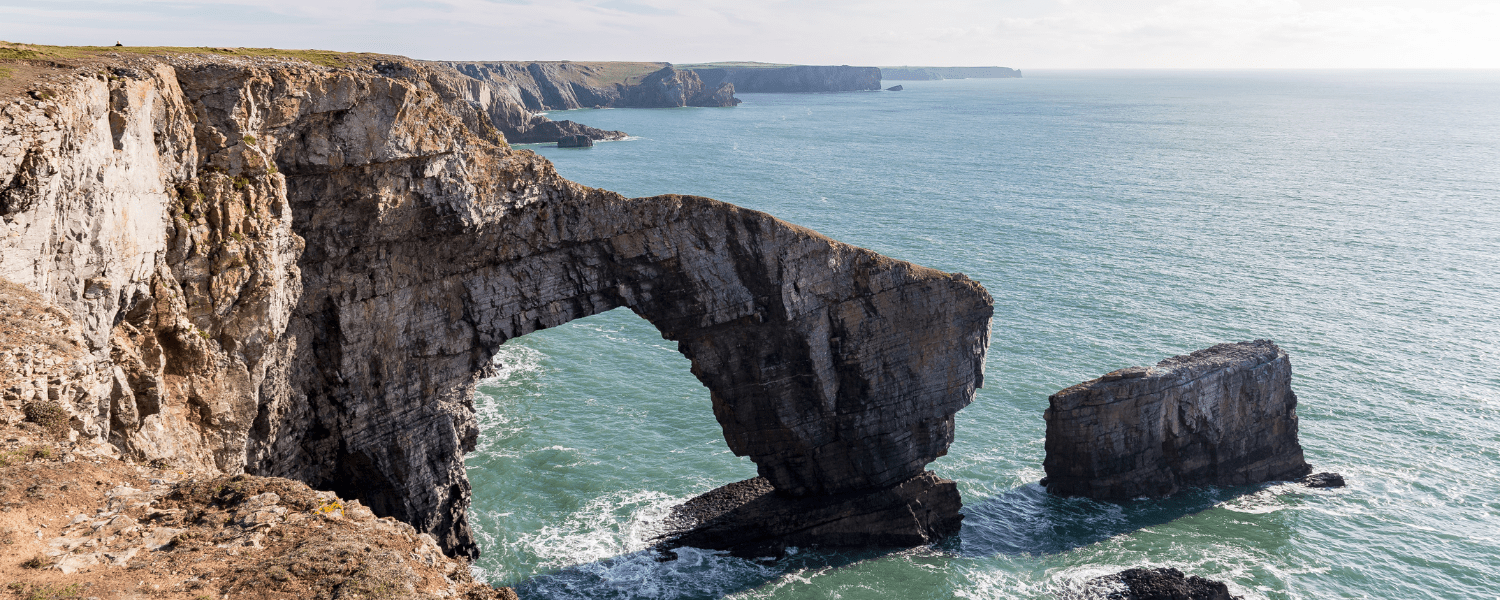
[1,40,366,68]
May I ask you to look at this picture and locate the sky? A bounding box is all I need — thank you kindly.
[2,0,1498,68]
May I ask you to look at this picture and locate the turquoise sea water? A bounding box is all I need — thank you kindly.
[464,72,1500,599]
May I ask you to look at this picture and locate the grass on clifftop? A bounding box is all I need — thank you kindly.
[0,41,365,67]
[674,61,801,69]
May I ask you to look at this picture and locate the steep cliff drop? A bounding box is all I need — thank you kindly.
[1043,341,1311,500]
[1,50,993,561]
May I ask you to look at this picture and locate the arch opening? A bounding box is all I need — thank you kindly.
[464,307,758,581]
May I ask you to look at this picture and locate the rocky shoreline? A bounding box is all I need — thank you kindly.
[2,43,1340,598]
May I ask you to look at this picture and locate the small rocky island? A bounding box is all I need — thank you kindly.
[1043,341,1312,499]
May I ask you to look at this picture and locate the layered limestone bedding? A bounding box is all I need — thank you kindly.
[1,51,993,560]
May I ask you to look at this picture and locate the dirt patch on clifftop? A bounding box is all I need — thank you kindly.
[0,420,517,599]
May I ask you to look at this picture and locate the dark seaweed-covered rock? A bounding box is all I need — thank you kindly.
[1071,568,1241,600]
[1302,472,1346,488]
[656,471,962,557]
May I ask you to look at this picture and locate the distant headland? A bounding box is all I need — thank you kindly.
[880,66,1023,80]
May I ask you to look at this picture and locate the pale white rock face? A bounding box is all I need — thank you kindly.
[1,54,994,559]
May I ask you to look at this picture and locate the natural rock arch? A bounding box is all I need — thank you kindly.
[255,144,993,554]
[0,57,993,560]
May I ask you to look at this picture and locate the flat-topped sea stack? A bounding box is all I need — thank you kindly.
[1043,341,1311,499]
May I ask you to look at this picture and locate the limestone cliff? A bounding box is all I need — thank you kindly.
[1043,341,1311,499]
[1,50,992,561]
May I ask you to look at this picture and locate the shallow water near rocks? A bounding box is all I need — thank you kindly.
[464,72,1500,599]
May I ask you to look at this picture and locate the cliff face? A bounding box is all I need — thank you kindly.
[1,52,992,560]
[1043,341,1311,499]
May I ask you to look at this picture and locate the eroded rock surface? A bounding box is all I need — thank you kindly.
[1044,341,1310,500]
[2,52,993,559]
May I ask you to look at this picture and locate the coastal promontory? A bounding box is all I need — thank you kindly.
[0,45,993,563]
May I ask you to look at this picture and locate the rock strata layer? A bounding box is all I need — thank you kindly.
[657,471,962,557]
[2,51,993,559]
[1044,341,1310,500]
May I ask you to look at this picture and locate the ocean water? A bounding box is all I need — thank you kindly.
[464,71,1500,599]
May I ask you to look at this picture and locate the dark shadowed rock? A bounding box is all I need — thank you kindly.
[657,471,962,557]
[885,85,904,91]
[556,134,593,147]
[1301,472,1346,488]
[1044,340,1311,500]
[1069,568,1241,600]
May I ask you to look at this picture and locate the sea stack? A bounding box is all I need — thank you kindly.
[1043,340,1311,499]
[557,134,593,147]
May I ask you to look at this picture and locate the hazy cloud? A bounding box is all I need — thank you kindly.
[1,0,1496,67]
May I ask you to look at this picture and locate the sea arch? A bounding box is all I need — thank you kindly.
[238,81,991,557]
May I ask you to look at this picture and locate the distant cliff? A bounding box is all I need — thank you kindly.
[436,61,737,142]
[689,65,882,93]
[881,66,1022,80]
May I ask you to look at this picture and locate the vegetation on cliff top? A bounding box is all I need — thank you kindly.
[0,41,367,68]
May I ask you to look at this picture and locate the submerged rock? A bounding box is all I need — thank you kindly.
[1044,340,1311,500]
